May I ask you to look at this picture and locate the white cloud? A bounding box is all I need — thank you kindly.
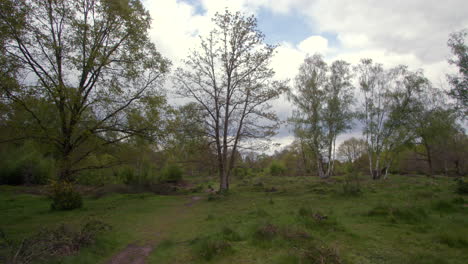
[298,35,329,54]
[142,0,466,150]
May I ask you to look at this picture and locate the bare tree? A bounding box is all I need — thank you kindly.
[0,0,170,180]
[337,137,367,163]
[289,54,354,178]
[174,10,284,191]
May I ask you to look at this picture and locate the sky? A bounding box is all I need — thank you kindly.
[142,0,468,153]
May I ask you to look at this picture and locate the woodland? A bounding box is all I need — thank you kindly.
[0,1,467,263]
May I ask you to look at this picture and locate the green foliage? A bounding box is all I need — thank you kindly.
[253,223,279,241]
[159,163,183,183]
[432,200,457,213]
[368,204,427,224]
[435,232,468,248]
[456,179,468,194]
[0,142,55,185]
[119,162,158,187]
[191,236,233,261]
[341,173,362,196]
[221,227,242,242]
[48,181,83,210]
[447,29,468,108]
[297,207,342,232]
[269,161,286,176]
[232,167,256,178]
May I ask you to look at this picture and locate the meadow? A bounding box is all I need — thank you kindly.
[1,174,467,264]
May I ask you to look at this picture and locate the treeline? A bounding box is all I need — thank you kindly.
[0,0,466,192]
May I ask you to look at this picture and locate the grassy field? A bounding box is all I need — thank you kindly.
[1,174,467,263]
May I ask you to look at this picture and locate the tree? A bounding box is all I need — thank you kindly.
[289,54,354,178]
[174,10,284,191]
[355,59,428,179]
[408,86,459,175]
[0,0,170,181]
[447,29,467,112]
[337,137,367,163]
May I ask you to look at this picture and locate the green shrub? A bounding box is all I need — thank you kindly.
[368,204,427,224]
[452,197,465,204]
[253,223,279,241]
[297,207,341,231]
[159,163,183,183]
[435,233,468,248]
[233,167,255,178]
[432,200,456,213]
[0,142,55,185]
[269,161,286,176]
[192,237,232,261]
[456,179,468,195]
[301,243,342,264]
[48,181,83,210]
[341,173,362,196]
[221,227,242,242]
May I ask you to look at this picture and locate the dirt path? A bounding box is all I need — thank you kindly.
[106,243,154,264]
[104,196,203,264]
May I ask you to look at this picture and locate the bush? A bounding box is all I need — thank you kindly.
[435,232,468,248]
[253,223,279,241]
[192,237,232,261]
[301,243,342,264]
[368,204,427,224]
[48,181,83,210]
[456,179,468,195]
[233,167,255,178]
[432,200,456,213]
[159,163,183,183]
[269,161,286,176]
[221,227,242,242]
[0,142,55,185]
[341,173,362,196]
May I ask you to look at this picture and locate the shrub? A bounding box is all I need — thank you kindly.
[368,204,427,224]
[341,173,362,196]
[297,207,341,232]
[192,237,232,261]
[48,181,83,210]
[0,142,55,185]
[456,179,468,195]
[221,227,242,242]
[159,163,183,183]
[253,223,279,241]
[435,232,468,248]
[432,200,456,213]
[269,161,286,176]
[301,243,342,264]
[452,197,465,204]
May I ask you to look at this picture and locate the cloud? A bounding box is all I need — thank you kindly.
[142,0,466,152]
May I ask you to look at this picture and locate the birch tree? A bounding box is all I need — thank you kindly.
[174,10,284,191]
[356,59,427,179]
[289,54,354,178]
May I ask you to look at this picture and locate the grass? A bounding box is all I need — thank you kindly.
[0,174,467,263]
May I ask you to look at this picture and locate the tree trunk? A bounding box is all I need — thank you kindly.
[316,157,327,179]
[424,142,434,176]
[373,158,381,180]
[219,168,229,191]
